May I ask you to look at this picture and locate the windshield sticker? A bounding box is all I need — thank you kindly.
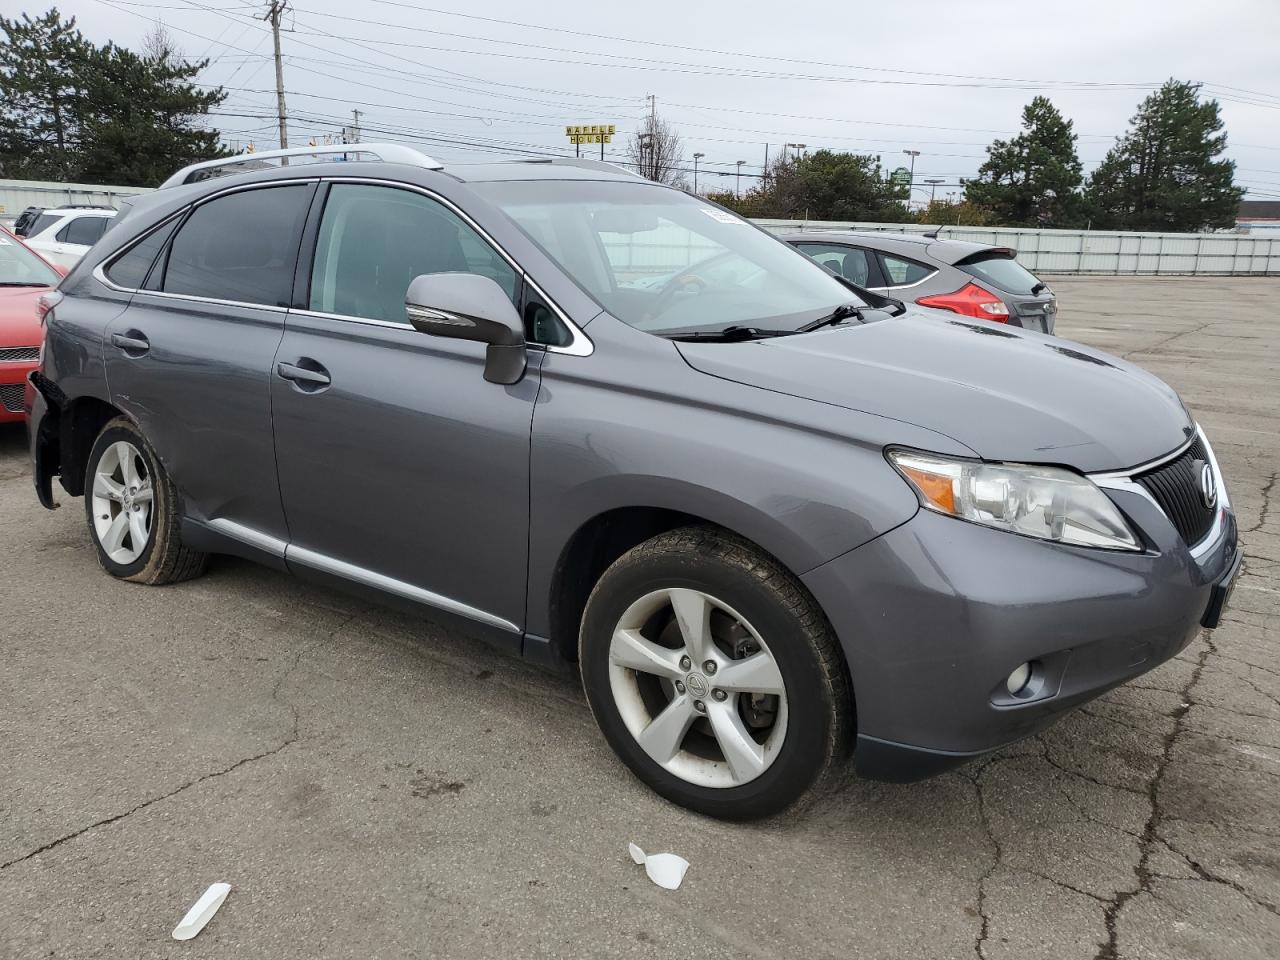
[700,208,742,224]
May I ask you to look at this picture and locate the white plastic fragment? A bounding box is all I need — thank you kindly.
[627,843,690,890]
[172,882,231,941]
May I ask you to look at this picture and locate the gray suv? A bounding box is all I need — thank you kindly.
[28,145,1239,820]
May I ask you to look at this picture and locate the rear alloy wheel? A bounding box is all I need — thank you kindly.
[580,526,851,820]
[84,417,208,584]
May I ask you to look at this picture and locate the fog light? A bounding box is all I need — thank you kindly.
[1006,662,1032,696]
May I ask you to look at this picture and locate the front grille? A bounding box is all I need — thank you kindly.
[0,346,39,363]
[1134,438,1216,545]
[0,382,25,413]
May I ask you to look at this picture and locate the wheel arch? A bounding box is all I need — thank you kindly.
[57,395,128,497]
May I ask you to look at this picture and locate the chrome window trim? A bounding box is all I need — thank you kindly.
[286,544,520,634]
[315,177,593,357]
[1090,426,1229,561]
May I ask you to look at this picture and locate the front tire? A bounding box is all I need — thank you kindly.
[84,417,207,584]
[579,526,851,820]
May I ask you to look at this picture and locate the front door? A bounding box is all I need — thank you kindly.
[104,182,315,546]
[271,182,539,637]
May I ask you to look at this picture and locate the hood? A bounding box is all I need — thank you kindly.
[676,312,1193,473]
[0,286,47,349]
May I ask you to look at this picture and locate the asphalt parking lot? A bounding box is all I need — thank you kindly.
[1,275,1277,960]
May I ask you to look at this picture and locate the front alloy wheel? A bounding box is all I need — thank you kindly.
[609,588,788,788]
[580,526,852,820]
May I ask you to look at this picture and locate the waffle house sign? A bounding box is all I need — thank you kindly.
[566,124,616,145]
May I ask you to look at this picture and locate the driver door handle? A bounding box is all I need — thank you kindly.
[110,332,150,354]
[277,360,331,388]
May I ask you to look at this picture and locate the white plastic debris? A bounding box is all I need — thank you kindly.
[171,882,231,941]
[628,843,690,890]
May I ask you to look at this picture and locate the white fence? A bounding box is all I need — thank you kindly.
[0,179,152,220]
[754,220,1280,276]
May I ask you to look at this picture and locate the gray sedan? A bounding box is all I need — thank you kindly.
[784,231,1058,334]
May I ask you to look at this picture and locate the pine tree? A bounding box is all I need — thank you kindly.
[0,9,93,179]
[1086,80,1243,232]
[963,97,1084,227]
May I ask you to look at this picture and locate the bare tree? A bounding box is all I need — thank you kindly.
[142,22,182,67]
[626,112,685,186]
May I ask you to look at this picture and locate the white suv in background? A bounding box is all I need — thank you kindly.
[22,207,118,268]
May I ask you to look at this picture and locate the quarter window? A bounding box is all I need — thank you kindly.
[308,184,518,326]
[105,218,180,289]
[878,252,935,287]
[161,185,312,307]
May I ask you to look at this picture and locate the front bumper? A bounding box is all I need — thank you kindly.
[802,477,1238,782]
[0,359,37,423]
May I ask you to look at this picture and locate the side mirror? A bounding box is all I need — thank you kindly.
[405,273,527,385]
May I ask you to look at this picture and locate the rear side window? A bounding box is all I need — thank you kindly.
[878,252,935,287]
[959,253,1041,295]
[794,242,874,286]
[308,183,518,325]
[105,218,181,289]
[57,216,110,246]
[28,213,61,238]
[161,185,311,307]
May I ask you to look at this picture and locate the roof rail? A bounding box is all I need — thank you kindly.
[159,143,444,189]
[513,157,644,179]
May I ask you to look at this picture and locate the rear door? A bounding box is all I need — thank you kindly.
[791,241,883,288]
[103,182,315,549]
[270,181,540,639]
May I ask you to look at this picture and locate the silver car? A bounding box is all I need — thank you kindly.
[784,231,1058,334]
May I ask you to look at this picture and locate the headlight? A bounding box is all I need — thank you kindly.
[888,450,1141,551]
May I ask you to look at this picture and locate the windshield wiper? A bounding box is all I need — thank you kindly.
[799,302,864,332]
[663,325,799,342]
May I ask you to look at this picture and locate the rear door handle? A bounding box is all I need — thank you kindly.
[110,331,150,355]
[277,360,331,389]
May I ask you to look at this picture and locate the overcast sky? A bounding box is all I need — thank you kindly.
[42,0,1280,202]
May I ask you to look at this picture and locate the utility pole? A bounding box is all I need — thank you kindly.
[692,152,704,194]
[735,160,745,198]
[264,0,290,152]
[350,108,362,144]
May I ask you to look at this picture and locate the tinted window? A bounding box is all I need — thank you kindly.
[879,252,935,286]
[795,242,873,286]
[960,253,1042,295]
[28,213,61,238]
[58,216,110,246]
[162,185,311,306]
[309,183,518,325]
[105,218,181,289]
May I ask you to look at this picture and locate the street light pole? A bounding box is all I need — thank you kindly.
[902,149,920,210]
[924,177,944,205]
[736,160,745,198]
[693,152,704,194]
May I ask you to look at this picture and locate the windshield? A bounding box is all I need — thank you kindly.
[471,179,861,336]
[960,253,1042,295]
[0,232,59,286]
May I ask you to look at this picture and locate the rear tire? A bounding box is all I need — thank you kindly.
[579,525,851,820]
[83,417,207,585]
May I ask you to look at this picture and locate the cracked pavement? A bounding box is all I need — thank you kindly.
[1,275,1278,959]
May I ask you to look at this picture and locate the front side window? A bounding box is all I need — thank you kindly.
[58,216,110,246]
[794,242,873,286]
[0,233,61,286]
[161,185,311,307]
[472,180,860,337]
[308,183,518,326]
[879,252,935,287]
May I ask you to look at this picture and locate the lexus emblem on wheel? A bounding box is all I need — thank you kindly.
[685,673,709,698]
[1197,460,1218,509]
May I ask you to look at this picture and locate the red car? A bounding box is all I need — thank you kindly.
[0,227,62,423]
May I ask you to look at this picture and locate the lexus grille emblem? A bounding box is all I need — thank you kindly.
[1197,461,1218,509]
